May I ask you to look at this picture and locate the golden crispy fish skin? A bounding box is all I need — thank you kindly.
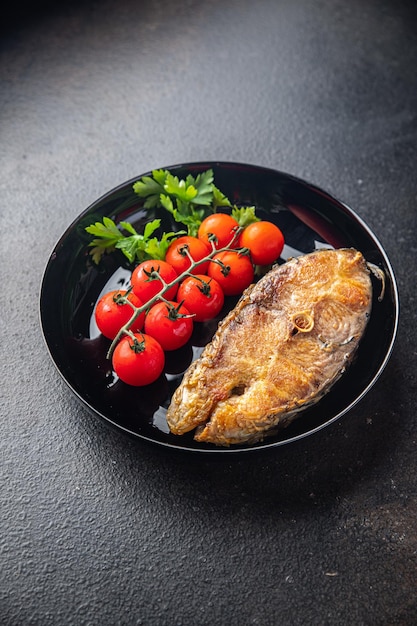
[166,248,373,446]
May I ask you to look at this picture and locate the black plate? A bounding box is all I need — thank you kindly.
[39,162,399,453]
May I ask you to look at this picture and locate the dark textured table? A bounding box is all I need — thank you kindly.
[1,1,416,624]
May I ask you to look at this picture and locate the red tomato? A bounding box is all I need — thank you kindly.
[208,251,254,296]
[165,235,211,275]
[94,290,145,340]
[198,213,240,249]
[239,221,285,265]
[144,301,194,351]
[176,274,225,322]
[112,333,165,386]
[131,259,178,303]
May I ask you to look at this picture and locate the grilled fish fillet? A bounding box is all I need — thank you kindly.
[166,248,373,446]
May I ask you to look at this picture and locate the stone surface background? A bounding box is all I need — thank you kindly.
[1,1,416,623]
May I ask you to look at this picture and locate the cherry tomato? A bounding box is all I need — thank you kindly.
[176,274,225,322]
[131,259,178,303]
[239,221,285,265]
[94,290,145,340]
[198,213,240,249]
[165,235,211,275]
[144,301,194,351]
[112,332,165,386]
[208,251,254,296]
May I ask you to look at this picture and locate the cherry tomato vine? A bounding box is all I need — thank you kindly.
[87,169,286,387]
[104,228,245,361]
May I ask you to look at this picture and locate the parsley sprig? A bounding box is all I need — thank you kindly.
[85,168,259,265]
[85,217,180,265]
[133,168,232,236]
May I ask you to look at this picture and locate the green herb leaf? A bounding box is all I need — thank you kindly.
[132,173,166,209]
[115,236,146,263]
[190,169,215,206]
[231,205,260,228]
[160,194,175,214]
[143,219,162,239]
[152,169,169,186]
[85,217,125,263]
[85,216,123,242]
[173,208,206,237]
[145,230,185,259]
[164,172,199,203]
[85,216,180,264]
[212,184,232,210]
[119,220,139,236]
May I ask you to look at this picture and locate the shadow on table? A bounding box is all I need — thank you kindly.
[124,353,404,513]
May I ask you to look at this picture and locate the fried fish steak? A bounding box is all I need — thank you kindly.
[166,248,373,446]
